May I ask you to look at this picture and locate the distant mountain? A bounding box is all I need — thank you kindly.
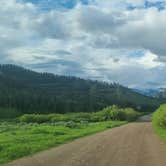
[0,64,162,116]
[133,88,166,98]
[154,88,166,99]
[132,89,160,97]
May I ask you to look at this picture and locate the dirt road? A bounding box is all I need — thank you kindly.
[5,122,166,166]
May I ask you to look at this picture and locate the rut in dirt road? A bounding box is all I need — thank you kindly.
[5,122,166,166]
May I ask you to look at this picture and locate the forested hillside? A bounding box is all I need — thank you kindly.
[0,64,161,115]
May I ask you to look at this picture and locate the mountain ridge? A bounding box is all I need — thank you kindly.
[0,64,162,116]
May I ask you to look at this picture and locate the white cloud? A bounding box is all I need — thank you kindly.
[137,51,163,68]
[0,0,166,88]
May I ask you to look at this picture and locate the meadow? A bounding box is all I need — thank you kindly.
[0,105,141,164]
[0,120,126,164]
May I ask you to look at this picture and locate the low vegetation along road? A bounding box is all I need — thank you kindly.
[5,116,166,166]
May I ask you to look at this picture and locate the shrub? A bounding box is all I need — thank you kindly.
[124,108,140,122]
[153,104,166,129]
[65,121,79,128]
[19,114,51,123]
[50,113,91,123]
[90,112,106,122]
[80,120,89,126]
[96,105,139,122]
[109,108,125,121]
[18,105,139,124]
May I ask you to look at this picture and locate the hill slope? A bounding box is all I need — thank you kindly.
[0,64,161,115]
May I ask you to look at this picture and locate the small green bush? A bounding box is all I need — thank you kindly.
[19,114,51,124]
[65,121,79,128]
[96,105,139,122]
[124,108,140,122]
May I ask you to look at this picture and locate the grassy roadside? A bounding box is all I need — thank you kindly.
[0,120,127,164]
[152,104,166,142]
[153,126,166,141]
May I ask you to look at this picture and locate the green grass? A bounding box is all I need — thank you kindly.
[0,120,127,164]
[153,126,166,140]
[153,123,166,143]
[152,104,166,141]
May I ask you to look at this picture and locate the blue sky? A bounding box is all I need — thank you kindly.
[1,0,166,89]
[20,0,166,11]
[21,0,166,10]
[144,1,165,10]
[127,0,166,10]
[20,0,92,10]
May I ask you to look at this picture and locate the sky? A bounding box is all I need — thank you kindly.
[1,0,166,89]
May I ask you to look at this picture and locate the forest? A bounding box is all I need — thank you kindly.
[0,64,163,118]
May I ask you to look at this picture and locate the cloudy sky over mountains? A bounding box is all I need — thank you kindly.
[1,0,166,88]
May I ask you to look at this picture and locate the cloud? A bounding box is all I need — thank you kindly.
[30,59,84,77]
[29,10,71,39]
[1,0,166,88]
[136,51,163,68]
[76,5,126,33]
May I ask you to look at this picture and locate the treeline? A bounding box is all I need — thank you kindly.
[0,64,162,116]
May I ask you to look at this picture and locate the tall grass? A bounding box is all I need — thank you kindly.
[153,104,166,140]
